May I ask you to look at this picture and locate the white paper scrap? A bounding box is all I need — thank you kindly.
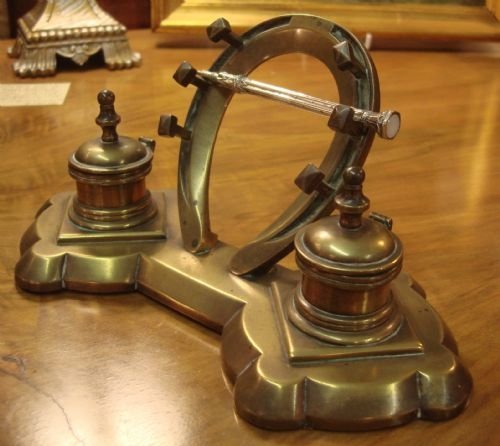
[0,82,70,106]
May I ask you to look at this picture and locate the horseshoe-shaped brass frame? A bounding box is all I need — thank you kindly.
[177,15,380,276]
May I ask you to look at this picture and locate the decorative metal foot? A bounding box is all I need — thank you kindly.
[222,274,471,430]
[8,0,141,77]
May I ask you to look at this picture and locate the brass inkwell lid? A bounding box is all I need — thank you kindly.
[70,90,152,170]
[68,90,156,231]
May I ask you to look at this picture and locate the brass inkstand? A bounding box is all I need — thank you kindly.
[8,0,141,77]
[15,15,472,431]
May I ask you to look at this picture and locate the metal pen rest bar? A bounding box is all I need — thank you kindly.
[197,69,401,140]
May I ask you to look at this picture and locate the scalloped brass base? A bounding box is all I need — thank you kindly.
[223,275,471,430]
[15,191,472,430]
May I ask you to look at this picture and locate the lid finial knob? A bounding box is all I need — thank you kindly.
[96,90,121,143]
[335,166,370,229]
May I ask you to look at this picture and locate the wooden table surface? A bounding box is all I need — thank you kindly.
[0,30,499,446]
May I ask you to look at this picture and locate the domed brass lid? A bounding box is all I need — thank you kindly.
[301,218,396,265]
[70,90,152,173]
[295,167,402,281]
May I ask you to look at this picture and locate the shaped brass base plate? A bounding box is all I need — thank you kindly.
[15,190,472,430]
[274,285,423,363]
[221,275,471,430]
[58,195,167,244]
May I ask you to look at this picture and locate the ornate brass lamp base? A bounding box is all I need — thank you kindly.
[15,190,472,430]
[8,0,141,77]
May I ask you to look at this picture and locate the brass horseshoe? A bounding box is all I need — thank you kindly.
[177,15,380,275]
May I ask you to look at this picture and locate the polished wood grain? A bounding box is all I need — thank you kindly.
[0,30,499,446]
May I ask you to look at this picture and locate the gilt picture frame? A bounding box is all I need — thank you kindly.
[151,0,499,48]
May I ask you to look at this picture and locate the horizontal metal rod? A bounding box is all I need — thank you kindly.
[197,69,400,139]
